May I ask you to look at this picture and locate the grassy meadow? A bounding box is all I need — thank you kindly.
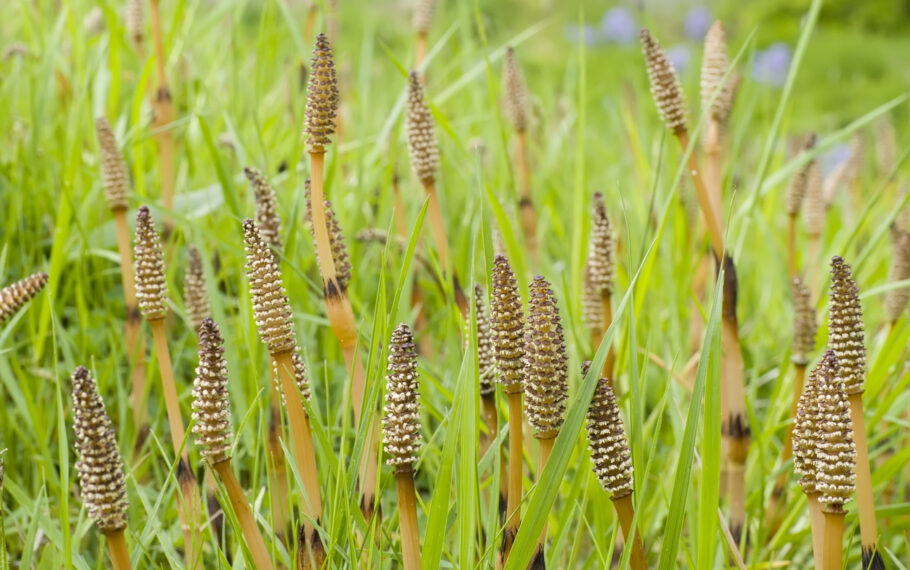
[1,0,909,568]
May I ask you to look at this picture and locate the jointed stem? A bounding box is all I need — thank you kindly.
[104,529,132,570]
[848,393,880,557]
[395,470,422,570]
[212,461,275,570]
[515,131,537,262]
[611,493,647,570]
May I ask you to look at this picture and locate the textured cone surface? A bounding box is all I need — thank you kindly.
[884,228,910,322]
[785,134,818,216]
[412,0,434,33]
[305,181,352,289]
[244,166,283,253]
[814,351,857,512]
[793,352,830,494]
[0,273,48,324]
[192,318,233,465]
[304,33,339,152]
[243,219,295,354]
[523,276,569,436]
[502,47,529,132]
[803,160,825,235]
[406,71,440,184]
[587,192,615,296]
[72,366,128,532]
[184,246,210,330]
[700,21,735,123]
[490,255,524,393]
[828,256,866,394]
[95,117,130,210]
[125,0,142,37]
[465,284,496,395]
[383,324,422,469]
[586,378,633,497]
[641,29,687,134]
[134,206,168,320]
[273,343,312,402]
[582,263,601,330]
[791,277,816,365]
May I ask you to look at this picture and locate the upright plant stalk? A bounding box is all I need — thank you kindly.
[490,255,525,567]
[784,135,818,278]
[148,0,175,233]
[412,0,434,74]
[125,0,144,58]
[586,375,646,570]
[522,276,569,569]
[829,256,882,568]
[133,206,201,567]
[71,367,132,570]
[503,47,537,262]
[383,324,423,570]
[191,319,275,570]
[586,192,616,380]
[96,117,147,433]
[884,226,910,328]
[0,273,49,324]
[243,220,324,566]
[304,33,379,523]
[768,277,817,529]
[804,162,825,296]
[642,28,749,541]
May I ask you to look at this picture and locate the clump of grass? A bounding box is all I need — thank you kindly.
[383,323,423,570]
[586,373,646,570]
[502,47,537,262]
[71,366,131,570]
[0,272,48,324]
[828,255,882,568]
[133,205,202,566]
[884,226,910,328]
[586,192,616,380]
[490,254,525,566]
[412,0,435,73]
[192,318,274,569]
[243,219,324,565]
[523,275,568,569]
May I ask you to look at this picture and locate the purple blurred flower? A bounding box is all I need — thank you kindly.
[667,45,691,74]
[684,6,712,40]
[820,143,851,177]
[752,43,792,87]
[601,7,637,45]
[564,24,600,45]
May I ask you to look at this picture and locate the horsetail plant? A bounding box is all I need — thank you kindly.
[306,187,352,291]
[491,255,525,567]
[412,0,434,72]
[243,219,324,566]
[804,160,825,295]
[244,167,283,255]
[0,272,48,324]
[793,351,834,568]
[523,275,569,569]
[828,256,882,568]
[383,324,423,570]
[586,373,646,570]
[503,47,537,262]
[148,0,175,233]
[125,0,143,56]
[133,205,202,567]
[71,367,131,570]
[884,226,910,328]
[586,192,616,379]
[192,318,274,570]
[700,21,738,221]
[642,28,749,542]
[784,135,818,277]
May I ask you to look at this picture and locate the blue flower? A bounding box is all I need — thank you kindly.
[684,6,712,41]
[601,7,637,45]
[564,24,601,46]
[667,45,691,74]
[821,143,851,177]
[752,43,792,87]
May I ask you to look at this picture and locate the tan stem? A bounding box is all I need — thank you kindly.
[677,131,724,259]
[113,209,147,431]
[396,470,422,570]
[704,119,723,223]
[787,215,798,278]
[499,391,524,566]
[148,0,175,230]
[600,294,615,382]
[808,233,821,301]
[481,393,507,523]
[727,459,745,545]
[149,320,187,454]
[611,493,647,570]
[535,436,555,554]
[822,510,845,570]
[720,313,748,542]
[848,393,879,554]
[213,461,275,570]
[415,32,428,75]
[422,180,450,274]
[304,5,317,46]
[807,493,825,570]
[104,528,132,570]
[412,282,434,358]
[308,152,339,282]
[266,368,290,542]
[515,131,537,262]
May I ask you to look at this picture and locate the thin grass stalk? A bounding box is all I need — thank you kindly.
[148,0,175,233]
[211,462,275,569]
